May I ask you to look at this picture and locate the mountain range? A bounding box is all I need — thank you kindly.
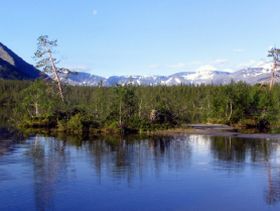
[61,66,272,86]
[0,42,274,86]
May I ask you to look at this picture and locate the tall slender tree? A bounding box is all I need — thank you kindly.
[268,47,280,90]
[34,35,65,102]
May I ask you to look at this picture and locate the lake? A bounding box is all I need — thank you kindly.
[1,132,280,211]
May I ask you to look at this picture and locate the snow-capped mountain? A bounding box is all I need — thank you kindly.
[0,41,274,86]
[60,64,275,86]
[60,70,105,86]
[105,75,168,86]
[166,69,231,85]
[229,68,271,84]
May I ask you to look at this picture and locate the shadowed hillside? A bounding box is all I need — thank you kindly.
[0,42,44,80]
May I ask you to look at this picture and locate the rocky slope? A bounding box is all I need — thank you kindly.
[0,42,44,80]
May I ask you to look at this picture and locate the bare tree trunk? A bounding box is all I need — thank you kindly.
[48,51,65,102]
[227,101,233,121]
[119,101,122,127]
[35,102,39,117]
[138,99,142,118]
[270,61,277,91]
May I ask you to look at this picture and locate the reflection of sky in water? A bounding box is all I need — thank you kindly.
[0,134,280,210]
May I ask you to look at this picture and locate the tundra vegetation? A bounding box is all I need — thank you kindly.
[1,79,280,135]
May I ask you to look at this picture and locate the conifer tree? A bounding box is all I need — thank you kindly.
[34,35,65,102]
[268,47,280,90]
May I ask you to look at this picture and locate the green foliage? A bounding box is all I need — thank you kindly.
[57,119,67,132]
[114,85,139,129]
[14,80,59,121]
[34,35,65,102]
[66,114,83,134]
[2,79,280,133]
[268,47,280,61]
[0,80,30,126]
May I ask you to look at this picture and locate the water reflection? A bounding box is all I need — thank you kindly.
[210,136,273,163]
[0,128,23,156]
[26,136,69,211]
[1,134,280,210]
[83,136,192,183]
[210,136,280,205]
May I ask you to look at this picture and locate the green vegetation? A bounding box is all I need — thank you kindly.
[34,35,65,101]
[1,79,280,134]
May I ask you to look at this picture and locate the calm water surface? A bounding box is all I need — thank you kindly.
[1,133,280,211]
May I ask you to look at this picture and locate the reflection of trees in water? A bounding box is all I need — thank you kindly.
[0,128,24,156]
[26,135,68,211]
[210,136,280,205]
[149,136,192,175]
[75,135,280,206]
[211,136,246,162]
[84,135,192,184]
[18,133,280,208]
[210,136,274,163]
[265,162,280,205]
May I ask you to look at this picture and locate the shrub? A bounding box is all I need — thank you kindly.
[66,114,83,134]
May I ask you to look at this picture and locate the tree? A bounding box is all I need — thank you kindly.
[34,35,65,102]
[268,47,280,90]
[115,85,138,129]
[19,80,57,118]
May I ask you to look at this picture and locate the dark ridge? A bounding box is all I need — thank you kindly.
[0,42,46,80]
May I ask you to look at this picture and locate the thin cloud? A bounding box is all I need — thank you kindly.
[196,65,217,72]
[65,65,92,72]
[167,60,227,70]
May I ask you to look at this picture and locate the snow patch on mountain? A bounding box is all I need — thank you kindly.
[60,63,275,86]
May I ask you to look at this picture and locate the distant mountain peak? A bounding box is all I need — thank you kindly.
[60,66,272,87]
[58,67,270,86]
[0,42,275,86]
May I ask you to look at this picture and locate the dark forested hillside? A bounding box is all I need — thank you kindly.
[1,80,280,134]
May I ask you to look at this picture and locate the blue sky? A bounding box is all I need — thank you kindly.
[1,0,280,77]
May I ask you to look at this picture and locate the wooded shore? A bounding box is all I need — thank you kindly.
[1,80,280,136]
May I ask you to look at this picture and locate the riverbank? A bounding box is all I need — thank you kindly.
[147,124,280,140]
[4,123,280,141]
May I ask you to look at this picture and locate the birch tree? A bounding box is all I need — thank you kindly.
[268,47,280,90]
[20,80,56,118]
[34,35,65,102]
